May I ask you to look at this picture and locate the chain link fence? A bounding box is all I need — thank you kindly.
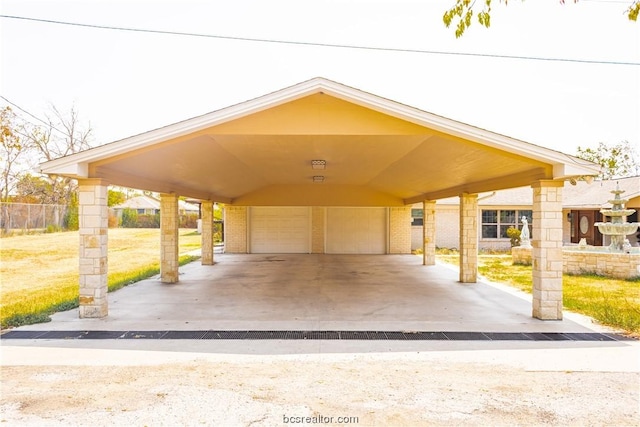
[1,202,71,233]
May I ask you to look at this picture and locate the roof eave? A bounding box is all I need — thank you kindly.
[39,77,602,181]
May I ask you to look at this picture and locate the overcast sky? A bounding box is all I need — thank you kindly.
[1,0,639,158]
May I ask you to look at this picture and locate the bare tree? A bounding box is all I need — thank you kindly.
[27,105,92,162]
[22,105,94,206]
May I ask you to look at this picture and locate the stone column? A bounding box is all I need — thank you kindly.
[459,193,478,283]
[423,200,436,266]
[201,201,214,265]
[160,193,179,283]
[389,207,411,254]
[532,180,564,320]
[78,179,109,318]
[224,206,248,253]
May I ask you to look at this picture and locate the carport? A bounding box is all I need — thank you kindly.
[40,78,600,321]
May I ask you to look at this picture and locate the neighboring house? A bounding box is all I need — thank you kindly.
[111,195,199,221]
[411,176,640,251]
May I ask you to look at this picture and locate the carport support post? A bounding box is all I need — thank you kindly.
[423,200,436,265]
[160,193,179,283]
[532,180,564,320]
[459,193,478,283]
[78,178,109,318]
[201,201,214,265]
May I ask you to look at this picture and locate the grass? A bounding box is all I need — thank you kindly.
[436,249,640,335]
[0,229,202,328]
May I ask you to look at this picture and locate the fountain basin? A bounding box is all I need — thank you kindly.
[595,222,640,235]
[599,209,635,217]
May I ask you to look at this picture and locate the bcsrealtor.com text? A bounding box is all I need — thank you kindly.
[283,414,359,424]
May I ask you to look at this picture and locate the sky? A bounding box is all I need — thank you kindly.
[1,0,639,160]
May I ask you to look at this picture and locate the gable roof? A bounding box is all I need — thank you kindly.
[434,176,640,208]
[40,77,600,205]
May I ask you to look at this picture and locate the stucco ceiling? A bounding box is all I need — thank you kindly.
[41,78,600,206]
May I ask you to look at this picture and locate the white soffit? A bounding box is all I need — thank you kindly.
[40,77,600,180]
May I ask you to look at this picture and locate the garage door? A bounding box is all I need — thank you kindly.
[326,208,387,254]
[250,207,311,253]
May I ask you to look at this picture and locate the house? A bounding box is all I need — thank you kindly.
[39,77,600,320]
[411,176,640,251]
[111,195,161,218]
[111,194,199,225]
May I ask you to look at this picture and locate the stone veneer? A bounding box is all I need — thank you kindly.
[225,206,247,253]
[389,207,411,254]
[160,193,179,283]
[423,200,436,265]
[201,201,214,265]
[532,180,564,320]
[512,246,532,265]
[563,250,640,279]
[513,246,640,279]
[459,193,478,283]
[78,179,109,318]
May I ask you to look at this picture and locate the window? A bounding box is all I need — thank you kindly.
[481,209,532,239]
[411,208,423,226]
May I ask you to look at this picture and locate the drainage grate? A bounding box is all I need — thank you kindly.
[340,331,371,340]
[122,331,168,339]
[37,331,86,340]
[161,330,208,340]
[81,331,127,339]
[443,332,489,341]
[540,333,573,341]
[0,330,49,339]
[248,331,288,340]
[405,332,448,340]
[483,332,534,341]
[0,330,634,341]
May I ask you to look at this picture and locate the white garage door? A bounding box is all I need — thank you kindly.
[326,208,387,254]
[250,207,311,253]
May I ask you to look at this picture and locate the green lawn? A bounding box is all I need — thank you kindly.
[437,250,640,335]
[3,233,639,334]
[1,229,201,328]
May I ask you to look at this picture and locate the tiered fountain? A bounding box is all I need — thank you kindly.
[594,183,640,253]
[562,182,640,279]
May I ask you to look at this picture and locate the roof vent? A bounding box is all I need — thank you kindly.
[311,160,326,170]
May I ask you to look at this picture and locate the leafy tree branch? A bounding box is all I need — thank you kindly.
[444,0,639,38]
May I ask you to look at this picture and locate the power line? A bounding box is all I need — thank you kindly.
[0,95,69,138]
[1,14,638,66]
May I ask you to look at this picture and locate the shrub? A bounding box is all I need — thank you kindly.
[506,227,521,247]
[137,213,160,228]
[180,213,199,229]
[64,206,79,231]
[120,208,139,228]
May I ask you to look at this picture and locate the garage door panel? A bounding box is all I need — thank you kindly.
[326,208,386,254]
[250,207,310,253]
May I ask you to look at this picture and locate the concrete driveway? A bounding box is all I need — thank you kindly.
[3,254,638,426]
[10,254,610,333]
